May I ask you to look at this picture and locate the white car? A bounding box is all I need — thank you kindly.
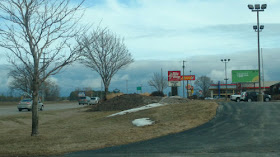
[17,98,44,111]
[230,94,241,102]
[89,97,100,105]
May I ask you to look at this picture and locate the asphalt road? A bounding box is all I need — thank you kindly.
[63,102,280,157]
[0,102,84,116]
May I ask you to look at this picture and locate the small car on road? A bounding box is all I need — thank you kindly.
[89,97,100,105]
[78,96,90,105]
[17,98,44,111]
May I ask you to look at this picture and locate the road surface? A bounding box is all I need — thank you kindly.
[63,102,280,157]
[0,102,84,116]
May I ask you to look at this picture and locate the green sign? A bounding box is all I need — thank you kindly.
[137,87,142,90]
[232,70,259,83]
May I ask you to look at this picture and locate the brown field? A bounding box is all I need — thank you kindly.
[0,100,218,157]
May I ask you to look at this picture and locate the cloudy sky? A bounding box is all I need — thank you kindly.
[1,0,280,97]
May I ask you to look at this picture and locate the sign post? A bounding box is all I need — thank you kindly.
[137,86,142,93]
[168,71,181,96]
[181,75,195,97]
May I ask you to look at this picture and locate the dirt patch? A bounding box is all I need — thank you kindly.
[88,94,163,111]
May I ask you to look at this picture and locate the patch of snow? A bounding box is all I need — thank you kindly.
[107,103,166,117]
[132,118,154,127]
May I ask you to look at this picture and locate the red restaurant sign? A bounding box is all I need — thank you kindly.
[168,71,181,81]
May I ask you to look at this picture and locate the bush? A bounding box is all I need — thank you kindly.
[150,91,164,97]
[189,95,198,99]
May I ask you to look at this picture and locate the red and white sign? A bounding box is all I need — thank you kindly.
[168,71,181,81]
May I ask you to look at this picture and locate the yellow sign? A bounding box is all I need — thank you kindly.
[181,75,195,80]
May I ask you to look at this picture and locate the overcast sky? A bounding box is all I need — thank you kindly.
[1,0,280,97]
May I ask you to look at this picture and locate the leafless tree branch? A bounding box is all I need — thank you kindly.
[148,72,168,92]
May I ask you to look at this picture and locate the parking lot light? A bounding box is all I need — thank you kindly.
[248,4,267,102]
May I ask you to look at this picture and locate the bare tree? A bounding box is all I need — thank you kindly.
[80,28,134,100]
[0,0,85,136]
[148,72,168,93]
[8,66,33,95]
[8,67,60,101]
[194,75,213,97]
[44,80,60,101]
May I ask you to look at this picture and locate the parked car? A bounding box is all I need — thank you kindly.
[78,96,90,105]
[240,91,271,102]
[230,94,241,102]
[89,97,100,105]
[17,98,44,111]
[204,97,213,100]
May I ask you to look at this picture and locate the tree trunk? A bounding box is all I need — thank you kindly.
[104,86,108,100]
[31,71,39,136]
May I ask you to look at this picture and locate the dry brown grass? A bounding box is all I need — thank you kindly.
[106,93,124,100]
[0,100,218,157]
[140,92,151,96]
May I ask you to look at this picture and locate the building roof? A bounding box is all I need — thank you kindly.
[209,81,280,90]
[241,81,280,88]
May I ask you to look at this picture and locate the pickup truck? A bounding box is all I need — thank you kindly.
[230,94,241,102]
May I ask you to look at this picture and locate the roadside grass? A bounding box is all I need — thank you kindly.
[0,101,19,106]
[0,100,75,106]
[0,100,218,157]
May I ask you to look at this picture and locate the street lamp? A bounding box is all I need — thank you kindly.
[221,59,230,101]
[248,4,267,102]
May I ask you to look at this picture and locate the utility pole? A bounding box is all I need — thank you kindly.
[189,70,192,97]
[41,52,47,102]
[161,68,163,92]
[182,61,186,98]
[100,79,103,99]
[261,48,264,91]
[126,80,128,94]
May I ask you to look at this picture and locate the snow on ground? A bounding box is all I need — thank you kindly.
[132,118,154,127]
[107,103,166,117]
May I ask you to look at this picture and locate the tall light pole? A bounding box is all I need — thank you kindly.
[221,59,230,101]
[248,4,266,102]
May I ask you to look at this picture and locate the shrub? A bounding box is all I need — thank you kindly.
[150,91,164,97]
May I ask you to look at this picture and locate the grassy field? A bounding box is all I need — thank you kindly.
[0,100,218,157]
